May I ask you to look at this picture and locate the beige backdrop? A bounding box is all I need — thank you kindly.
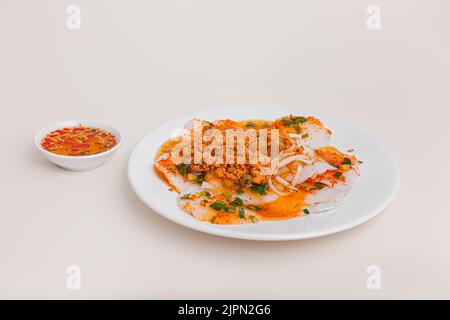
[1,0,449,299]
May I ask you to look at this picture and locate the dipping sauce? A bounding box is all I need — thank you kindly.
[41,125,117,156]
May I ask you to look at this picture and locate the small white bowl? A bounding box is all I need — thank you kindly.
[34,120,122,171]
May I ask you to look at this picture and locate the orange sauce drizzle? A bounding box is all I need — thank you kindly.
[258,192,307,220]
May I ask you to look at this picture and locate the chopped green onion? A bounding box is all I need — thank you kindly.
[236,189,244,194]
[210,201,226,211]
[246,205,262,211]
[303,208,310,215]
[238,208,245,218]
[211,216,216,223]
[177,163,188,175]
[180,193,191,199]
[302,133,309,138]
[313,182,326,190]
[197,174,205,183]
[342,158,351,165]
[230,197,244,206]
[251,183,268,195]
[333,172,342,179]
[281,116,308,127]
[224,206,236,213]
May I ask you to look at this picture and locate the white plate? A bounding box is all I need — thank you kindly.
[128,106,399,241]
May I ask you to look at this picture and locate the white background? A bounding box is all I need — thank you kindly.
[1,0,449,299]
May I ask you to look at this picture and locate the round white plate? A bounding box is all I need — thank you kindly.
[128,106,399,241]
